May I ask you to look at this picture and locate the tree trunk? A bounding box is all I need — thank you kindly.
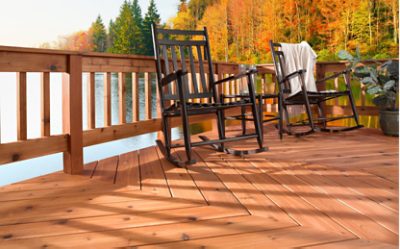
[392,0,399,44]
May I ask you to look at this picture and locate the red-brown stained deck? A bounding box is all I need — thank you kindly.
[0,126,398,248]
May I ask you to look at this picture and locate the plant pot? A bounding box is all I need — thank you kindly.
[379,109,399,136]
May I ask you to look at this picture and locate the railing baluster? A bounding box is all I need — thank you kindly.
[223,74,230,103]
[17,72,27,140]
[334,77,339,105]
[62,73,70,133]
[144,72,152,120]
[216,71,223,99]
[41,72,51,136]
[132,72,140,122]
[118,72,126,124]
[87,72,96,129]
[104,72,112,126]
[361,84,366,108]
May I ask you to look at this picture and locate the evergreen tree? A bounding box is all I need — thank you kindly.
[107,20,116,52]
[89,15,107,52]
[130,0,145,54]
[110,1,136,54]
[143,0,161,56]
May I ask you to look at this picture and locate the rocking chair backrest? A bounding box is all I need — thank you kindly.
[151,23,216,107]
[269,41,291,94]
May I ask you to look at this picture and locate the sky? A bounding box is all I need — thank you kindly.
[0,0,179,47]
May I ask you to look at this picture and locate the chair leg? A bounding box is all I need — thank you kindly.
[277,94,284,139]
[304,102,315,130]
[241,105,247,135]
[317,102,327,129]
[162,116,171,157]
[348,92,361,126]
[180,103,196,165]
[247,77,264,149]
[258,95,264,139]
[156,116,188,168]
[216,109,226,152]
[283,104,291,134]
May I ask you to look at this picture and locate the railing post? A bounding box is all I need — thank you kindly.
[62,55,83,175]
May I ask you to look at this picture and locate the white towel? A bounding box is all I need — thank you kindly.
[280,41,318,95]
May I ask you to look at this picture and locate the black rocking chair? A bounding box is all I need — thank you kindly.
[270,40,363,136]
[151,23,266,167]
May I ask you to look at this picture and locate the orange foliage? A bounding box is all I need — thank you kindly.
[59,31,93,51]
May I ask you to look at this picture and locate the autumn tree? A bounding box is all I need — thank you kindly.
[199,0,229,61]
[169,0,196,30]
[188,0,216,25]
[58,31,93,51]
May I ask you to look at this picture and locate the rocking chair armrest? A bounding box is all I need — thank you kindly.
[161,70,188,86]
[214,69,258,85]
[281,69,307,83]
[316,68,352,84]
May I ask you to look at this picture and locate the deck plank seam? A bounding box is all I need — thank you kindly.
[193,149,260,216]
[225,157,304,227]
[248,159,361,240]
[171,148,210,205]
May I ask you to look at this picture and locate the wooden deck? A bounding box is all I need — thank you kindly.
[0,126,398,248]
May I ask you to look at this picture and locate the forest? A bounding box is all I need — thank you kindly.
[41,0,399,64]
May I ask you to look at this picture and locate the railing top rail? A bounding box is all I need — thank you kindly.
[0,45,154,60]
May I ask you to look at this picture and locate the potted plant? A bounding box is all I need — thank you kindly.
[338,49,398,136]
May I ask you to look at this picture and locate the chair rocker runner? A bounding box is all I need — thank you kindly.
[152,23,266,167]
[269,40,363,136]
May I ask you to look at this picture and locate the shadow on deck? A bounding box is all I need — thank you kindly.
[0,126,398,248]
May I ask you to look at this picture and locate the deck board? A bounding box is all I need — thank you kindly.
[0,127,398,248]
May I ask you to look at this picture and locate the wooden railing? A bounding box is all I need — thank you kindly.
[0,46,380,174]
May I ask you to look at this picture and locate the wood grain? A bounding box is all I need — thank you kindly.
[40,72,51,136]
[17,72,27,140]
[118,72,126,124]
[104,72,112,126]
[63,55,83,174]
[87,72,96,129]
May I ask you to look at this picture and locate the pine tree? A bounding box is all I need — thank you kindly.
[107,20,116,52]
[130,0,145,54]
[110,1,136,54]
[143,0,161,56]
[89,15,107,52]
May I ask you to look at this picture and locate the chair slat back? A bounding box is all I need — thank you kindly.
[152,24,215,106]
[269,41,291,93]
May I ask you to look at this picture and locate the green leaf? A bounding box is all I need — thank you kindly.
[361,77,375,84]
[366,85,382,95]
[369,71,378,83]
[338,50,353,61]
[384,80,395,91]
